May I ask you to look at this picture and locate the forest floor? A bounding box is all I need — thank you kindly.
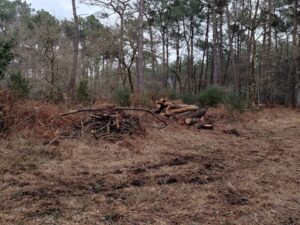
[0,104,299,225]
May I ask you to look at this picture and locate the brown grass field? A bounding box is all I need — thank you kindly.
[0,105,299,225]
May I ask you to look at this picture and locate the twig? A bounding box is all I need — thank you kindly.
[82,122,102,133]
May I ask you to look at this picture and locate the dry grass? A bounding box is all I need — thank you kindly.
[0,106,299,225]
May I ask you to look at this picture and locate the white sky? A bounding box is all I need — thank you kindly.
[24,0,99,19]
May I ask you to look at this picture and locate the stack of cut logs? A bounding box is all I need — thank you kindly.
[155,98,213,130]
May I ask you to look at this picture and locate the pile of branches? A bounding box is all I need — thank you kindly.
[155,98,213,130]
[71,111,142,140]
[50,107,167,143]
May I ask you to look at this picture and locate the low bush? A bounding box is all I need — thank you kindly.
[8,71,31,97]
[112,87,131,107]
[77,80,89,102]
[225,92,249,112]
[0,40,14,80]
[197,86,225,107]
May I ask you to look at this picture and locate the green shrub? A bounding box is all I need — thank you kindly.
[197,86,225,107]
[112,87,131,107]
[77,80,89,102]
[0,40,14,80]
[8,71,31,97]
[225,92,249,112]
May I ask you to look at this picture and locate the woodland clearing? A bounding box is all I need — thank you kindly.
[0,99,299,225]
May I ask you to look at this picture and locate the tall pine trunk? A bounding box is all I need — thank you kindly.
[136,0,144,92]
[292,0,299,106]
[69,0,79,100]
[212,2,221,86]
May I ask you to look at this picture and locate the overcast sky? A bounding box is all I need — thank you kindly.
[24,0,99,19]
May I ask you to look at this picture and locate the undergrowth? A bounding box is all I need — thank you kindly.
[197,86,225,107]
[8,71,31,97]
[77,80,89,102]
[225,92,249,112]
[112,87,131,107]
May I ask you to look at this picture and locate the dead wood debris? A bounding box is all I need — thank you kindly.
[155,98,213,130]
[48,107,167,144]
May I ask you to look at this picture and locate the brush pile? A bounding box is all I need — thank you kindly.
[52,107,168,142]
[155,98,213,130]
[69,110,143,140]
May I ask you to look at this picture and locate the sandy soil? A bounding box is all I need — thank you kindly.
[0,107,299,225]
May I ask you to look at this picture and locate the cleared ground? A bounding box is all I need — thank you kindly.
[0,107,299,225]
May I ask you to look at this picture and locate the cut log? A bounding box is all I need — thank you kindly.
[156,98,183,106]
[165,106,198,115]
[202,124,214,130]
[185,109,207,119]
[166,103,198,110]
[174,111,196,119]
[195,121,205,129]
[185,117,204,125]
[154,104,165,114]
[174,109,206,119]
[195,122,214,130]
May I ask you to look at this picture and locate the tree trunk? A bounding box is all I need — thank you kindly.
[292,0,299,106]
[119,14,126,86]
[267,0,272,103]
[248,0,260,103]
[212,3,221,85]
[219,10,224,85]
[149,23,156,80]
[175,22,182,92]
[69,0,80,100]
[136,0,144,93]
[202,8,210,89]
[166,32,170,89]
[162,27,167,88]
[190,17,195,93]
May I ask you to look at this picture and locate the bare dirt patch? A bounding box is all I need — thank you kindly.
[0,107,299,225]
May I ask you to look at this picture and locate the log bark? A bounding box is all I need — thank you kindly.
[185,118,204,126]
[165,106,198,115]
[195,122,213,130]
[154,104,165,114]
[166,103,198,110]
[185,109,207,119]
[195,121,205,129]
